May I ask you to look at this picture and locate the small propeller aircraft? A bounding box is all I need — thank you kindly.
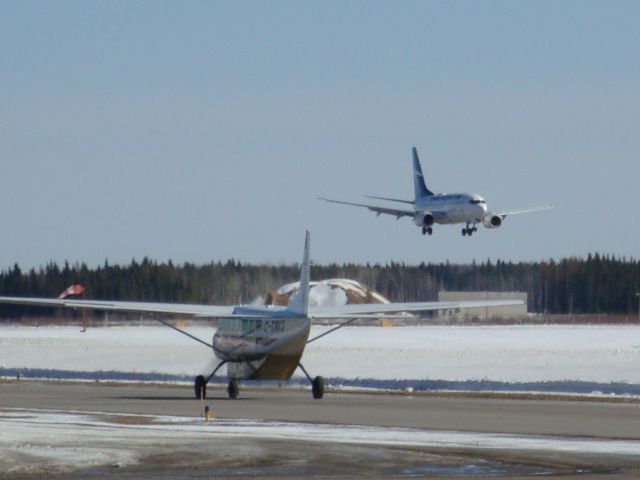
[0,232,522,399]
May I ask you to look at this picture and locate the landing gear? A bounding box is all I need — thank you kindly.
[312,376,325,399]
[298,363,325,400]
[227,379,239,399]
[421,226,433,236]
[195,375,206,399]
[193,360,228,400]
[462,223,478,237]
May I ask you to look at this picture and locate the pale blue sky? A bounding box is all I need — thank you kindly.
[1,1,639,269]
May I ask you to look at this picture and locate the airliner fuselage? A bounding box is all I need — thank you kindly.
[414,192,487,225]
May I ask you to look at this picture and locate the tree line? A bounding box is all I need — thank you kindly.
[0,253,639,318]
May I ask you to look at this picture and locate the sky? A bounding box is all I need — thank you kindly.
[1,1,639,270]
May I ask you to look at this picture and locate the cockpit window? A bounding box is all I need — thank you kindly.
[469,199,486,204]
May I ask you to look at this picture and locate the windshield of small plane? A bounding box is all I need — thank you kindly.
[218,318,285,336]
[469,199,486,204]
[218,318,262,335]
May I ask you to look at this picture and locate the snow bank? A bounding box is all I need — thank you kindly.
[273,278,389,306]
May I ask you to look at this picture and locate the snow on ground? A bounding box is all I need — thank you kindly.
[306,324,640,384]
[273,278,389,306]
[1,324,640,386]
[1,408,639,473]
[0,324,213,376]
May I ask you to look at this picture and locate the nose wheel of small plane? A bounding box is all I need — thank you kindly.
[421,227,433,236]
[227,380,239,399]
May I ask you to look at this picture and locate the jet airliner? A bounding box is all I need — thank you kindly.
[321,148,552,236]
[0,232,522,400]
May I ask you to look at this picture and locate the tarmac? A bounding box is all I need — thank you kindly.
[2,380,640,479]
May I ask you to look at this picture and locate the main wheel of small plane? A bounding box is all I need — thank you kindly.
[195,375,206,400]
[227,380,239,399]
[311,376,324,399]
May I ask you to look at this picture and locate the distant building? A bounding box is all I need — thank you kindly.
[437,291,527,319]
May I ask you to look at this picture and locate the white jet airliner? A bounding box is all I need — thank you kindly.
[0,232,522,400]
[321,147,552,236]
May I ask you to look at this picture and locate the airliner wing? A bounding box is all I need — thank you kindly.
[308,299,523,319]
[0,296,241,318]
[494,205,554,217]
[319,197,414,218]
[363,195,414,205]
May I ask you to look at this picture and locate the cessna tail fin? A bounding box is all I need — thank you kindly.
[287,231,311,316]
[412,147,434,200]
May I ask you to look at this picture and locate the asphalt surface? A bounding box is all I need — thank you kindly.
[2,380,640,479]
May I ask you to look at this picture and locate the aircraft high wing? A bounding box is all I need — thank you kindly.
[308,300,522,319]
[0,297,238,317]
[0,232,523,400]
[0,295,521,320]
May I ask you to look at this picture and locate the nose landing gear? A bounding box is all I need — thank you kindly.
[227,379,239,399]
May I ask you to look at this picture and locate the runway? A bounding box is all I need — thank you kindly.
[2,380,640,478]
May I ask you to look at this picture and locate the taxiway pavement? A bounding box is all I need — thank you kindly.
[2,380,640,479]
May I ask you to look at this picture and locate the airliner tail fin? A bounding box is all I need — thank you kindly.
[412,147,433,200]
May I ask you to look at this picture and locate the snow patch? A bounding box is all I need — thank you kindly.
[1,409,639,468]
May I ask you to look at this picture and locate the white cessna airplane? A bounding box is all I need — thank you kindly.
[0,232,522,400]
[321,147,552,236]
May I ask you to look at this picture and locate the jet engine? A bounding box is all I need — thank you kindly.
[483,214,503,229]
[413,211,434,227]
